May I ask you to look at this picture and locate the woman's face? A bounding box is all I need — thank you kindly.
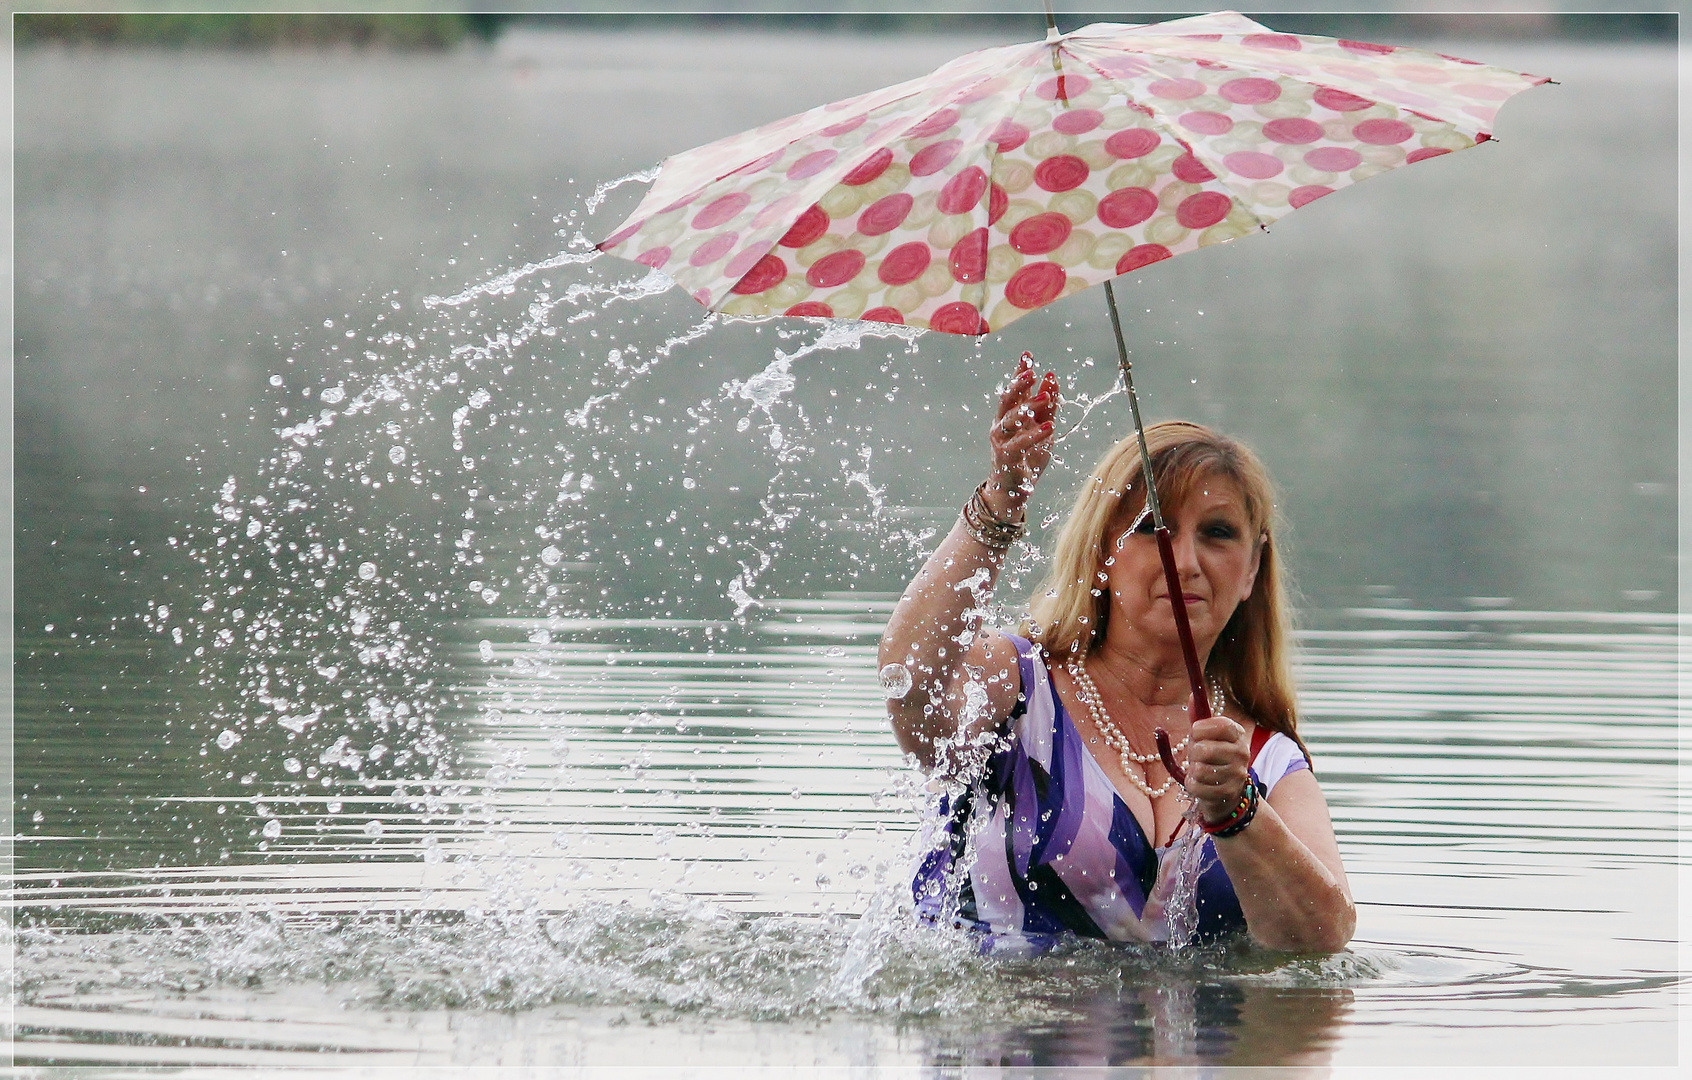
[1101,472,1263,650]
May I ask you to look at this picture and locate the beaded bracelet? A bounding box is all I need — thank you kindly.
[1202,776,1262,838]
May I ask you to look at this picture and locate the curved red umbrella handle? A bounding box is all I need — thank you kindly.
[1154,728,1187,787]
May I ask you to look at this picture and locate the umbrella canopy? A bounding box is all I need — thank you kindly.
[597,10,1548,335]
[595,10,1549,734]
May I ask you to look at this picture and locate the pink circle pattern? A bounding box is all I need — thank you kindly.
[599,13,1548,335]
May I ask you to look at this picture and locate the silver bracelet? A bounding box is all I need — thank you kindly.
[960,481,1025,551]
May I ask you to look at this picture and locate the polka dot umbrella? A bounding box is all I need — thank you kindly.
[597,9,1550,726]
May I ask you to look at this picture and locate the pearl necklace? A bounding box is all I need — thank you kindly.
[1066,657,1224,799]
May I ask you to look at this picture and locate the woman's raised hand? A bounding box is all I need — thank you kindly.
[985,353,1060,520]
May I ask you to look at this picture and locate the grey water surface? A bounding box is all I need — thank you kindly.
[11,27,1681,1071]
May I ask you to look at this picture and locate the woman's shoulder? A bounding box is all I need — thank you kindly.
[1244,722,1310,795]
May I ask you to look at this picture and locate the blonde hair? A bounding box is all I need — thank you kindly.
[1020,421,1306,755]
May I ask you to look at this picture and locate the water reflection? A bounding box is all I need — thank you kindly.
[926,980,1355,1068]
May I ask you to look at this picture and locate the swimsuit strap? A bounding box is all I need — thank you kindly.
[1249,724,1273,761]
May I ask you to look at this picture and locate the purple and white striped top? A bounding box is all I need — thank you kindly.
[912,633,1309,954]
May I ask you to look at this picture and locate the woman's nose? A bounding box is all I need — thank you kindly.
[1170,527,1201,575]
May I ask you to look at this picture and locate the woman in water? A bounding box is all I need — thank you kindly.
[879,353,1353,954]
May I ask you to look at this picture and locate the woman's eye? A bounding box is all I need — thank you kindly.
[1204,523,1239,539]
[1134,518,1156,534]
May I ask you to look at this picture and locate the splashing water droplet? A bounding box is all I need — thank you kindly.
[388,446,406,464]
[878,663,913,700]
[268,374,284,387]
[262,819,282,839]
[363,819,384,837]
[478,640,494,662]
[216,729,239,750]
[283,757,301,773]
[540,545,563,566]
[358,562,377,580]
[319,386,346,405]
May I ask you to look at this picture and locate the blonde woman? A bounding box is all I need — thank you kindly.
[880,353,1353,953]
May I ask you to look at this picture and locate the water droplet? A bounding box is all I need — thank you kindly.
[478,640,494,662]
[262,819,282,839]
[319,386,346,405]
[388,446,406,464]
[540,545,563,566]
[826,646,846,658]
[878,663,913,700]
[269,374,284,386]
[283,757,302,773]
[363,819,384,837]
[358,562,377,580]
[246,518,263,538]
[216,729,239,750]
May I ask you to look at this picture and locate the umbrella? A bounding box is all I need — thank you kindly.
[596,9,1549,734]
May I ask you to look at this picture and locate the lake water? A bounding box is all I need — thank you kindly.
[10,27,1683,1073]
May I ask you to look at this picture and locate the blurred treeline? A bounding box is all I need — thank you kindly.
[14,10,1674,48]
[13,13,504,48]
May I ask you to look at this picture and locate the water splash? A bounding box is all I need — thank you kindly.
[878,663,912,700]
[1142,809,1216,950]
[583,165,660,216]
[106,160,1114,1035]
[421,249,602,310]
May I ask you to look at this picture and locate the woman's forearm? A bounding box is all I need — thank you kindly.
[1213,803,1355,952]
[879,356,1058,765]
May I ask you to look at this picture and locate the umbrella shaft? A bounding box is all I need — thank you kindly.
[1103,280,1210,721]
[1156,527,1213,721]
[1102,281,1164,531]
